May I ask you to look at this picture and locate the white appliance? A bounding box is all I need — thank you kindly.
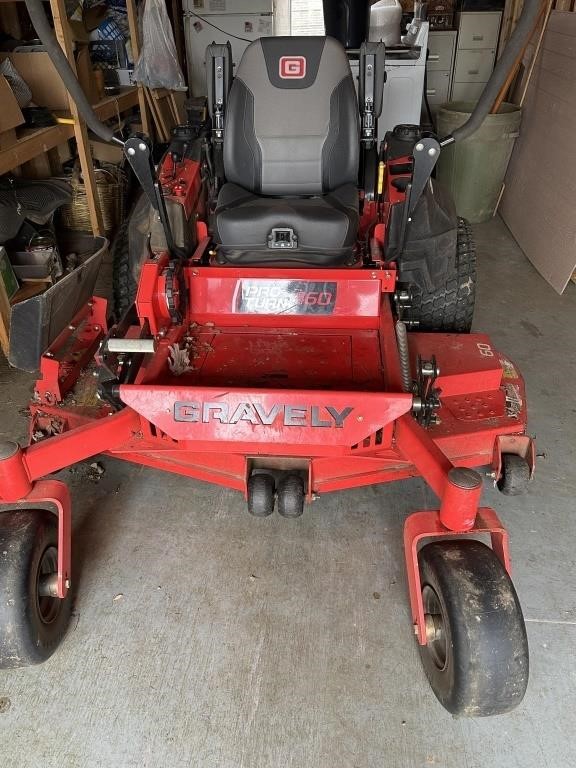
[183,0,274,97]
[350,22,429,142]
[369,0,402,46]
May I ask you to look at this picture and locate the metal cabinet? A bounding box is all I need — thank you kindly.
[427,70,452,106]
[451,11,502,102]
[426,30,456,113]
[453,49,497,82]
[451,81,487,102]
[457,12,502,50]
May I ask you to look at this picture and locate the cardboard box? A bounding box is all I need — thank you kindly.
[0,52,69,110]
[0,46,102,110]
[90,138,124,164]
[76,44,100,104]
[55,140,74,166]
[68,4,108,42]
[501,10,576,293]
[0,74,25,133]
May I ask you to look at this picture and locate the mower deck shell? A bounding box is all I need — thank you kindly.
[21,261,529,493]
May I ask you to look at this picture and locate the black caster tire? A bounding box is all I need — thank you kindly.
[417,539,528,716]
[497,454,531,496]
[247,474,275,517]
[0,510,72,668]
[278,475,305,519]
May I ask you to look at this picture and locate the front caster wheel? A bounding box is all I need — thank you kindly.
[418,540,528,716]
[247,474,275,517]
[278,475,305,518]
[0,510,72,668]
[497,454,531,496]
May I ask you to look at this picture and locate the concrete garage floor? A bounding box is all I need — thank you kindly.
[0,216,575,768]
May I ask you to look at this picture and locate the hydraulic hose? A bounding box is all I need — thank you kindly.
[442,0,541,145]
[24,0,122,145]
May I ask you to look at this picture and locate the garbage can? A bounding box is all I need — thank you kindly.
[322,0,371,48]
[436,102,522,224]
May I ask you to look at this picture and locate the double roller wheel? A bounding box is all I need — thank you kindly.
[247,473,305,518]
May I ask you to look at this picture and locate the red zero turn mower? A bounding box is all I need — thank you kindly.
[1,0,540,716]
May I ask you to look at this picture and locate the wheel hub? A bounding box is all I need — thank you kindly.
[36,546,61,624]
[422,585,447,670]
[424,612,443,643]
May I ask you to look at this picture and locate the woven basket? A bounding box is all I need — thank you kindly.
[58,162,127,235]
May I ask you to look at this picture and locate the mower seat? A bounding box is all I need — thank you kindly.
[214,37,360,265]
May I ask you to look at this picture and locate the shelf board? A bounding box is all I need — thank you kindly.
[95,88,139,121]
[0,124,73,175]
[0,88,139,175]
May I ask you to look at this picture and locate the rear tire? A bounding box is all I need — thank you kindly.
[111,218,136,320]
[409,217,476,333]
[417,539,528,716]
[0,510,71,668]
[112,192,152,319]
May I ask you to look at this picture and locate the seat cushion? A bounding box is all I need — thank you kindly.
[215,182,359,265]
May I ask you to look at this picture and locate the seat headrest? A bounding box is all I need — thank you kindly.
[238,36,350,90]
[224,36,359,196]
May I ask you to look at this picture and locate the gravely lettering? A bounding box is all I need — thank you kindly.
[174,402,353,428]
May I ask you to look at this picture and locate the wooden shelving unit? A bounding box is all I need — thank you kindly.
[0,89,139,175]
[0,0,147,235]
[0,0,147,356]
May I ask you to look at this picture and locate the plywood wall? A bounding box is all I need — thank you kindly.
[500,11,576,293]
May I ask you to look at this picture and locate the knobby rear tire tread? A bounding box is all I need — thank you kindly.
[410,217,476,333]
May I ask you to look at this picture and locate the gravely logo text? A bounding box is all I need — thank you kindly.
[174,402,353,428]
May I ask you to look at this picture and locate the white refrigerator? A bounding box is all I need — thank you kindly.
[183,0,274,97]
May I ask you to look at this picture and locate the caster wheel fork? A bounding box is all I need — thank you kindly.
[404,508,528,716]
[417,539,528,716]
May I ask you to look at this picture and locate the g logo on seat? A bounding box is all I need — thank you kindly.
[279,56,307,79]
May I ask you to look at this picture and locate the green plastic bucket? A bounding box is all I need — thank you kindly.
[436,102,522,223]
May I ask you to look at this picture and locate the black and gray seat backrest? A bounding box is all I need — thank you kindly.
[223,37,360,196]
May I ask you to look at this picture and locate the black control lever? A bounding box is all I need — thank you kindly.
[392,136,440,261]
[123,135,186,262]
[408,136,441,217]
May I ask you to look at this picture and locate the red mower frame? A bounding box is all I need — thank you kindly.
[0,233,535,646]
